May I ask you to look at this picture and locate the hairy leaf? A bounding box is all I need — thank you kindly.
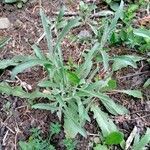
[11,59,51,79]
[32,44,45,60]
[40,9,53,54]
[78,89,128,115]
[133,28,150,39]
[91,105,117,136]
[32,103,57,112]
[116,90,142,99]
[112,55,141,71]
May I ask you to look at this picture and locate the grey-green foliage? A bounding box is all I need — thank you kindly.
[4,0,28,8]
[133,128,150,150]
[19,127,56,150]
[0,1,143,138]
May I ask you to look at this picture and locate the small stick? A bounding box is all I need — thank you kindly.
[52,11,113,18]
[125,126,138,150]
[119,71,149,79]
[2,130,9,146]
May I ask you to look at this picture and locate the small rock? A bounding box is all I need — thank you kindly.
[0,18,10,29]
[146,101,150,111]
[78,29,92,39]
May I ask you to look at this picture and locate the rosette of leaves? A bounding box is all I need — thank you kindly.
[0,1,143,139]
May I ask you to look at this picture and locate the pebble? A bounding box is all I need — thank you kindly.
[0,18,10,29]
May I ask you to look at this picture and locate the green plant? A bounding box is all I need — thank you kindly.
[132,128,150,150]
[19,128,56,150]
[107,0,150,52]
[4,0,28,8]
[123,4,139,24]
[94,128,150,150]
[63,138,76,150]
[49,122,61,140]
[93,131,124,150]
[109,26,150,52]
[19,122,61,150]
[0,0,143,139]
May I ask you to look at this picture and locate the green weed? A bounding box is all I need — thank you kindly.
[0,0,144,141]
[4,0,28,8]
[19,127,56,150]
[93,128,150,150]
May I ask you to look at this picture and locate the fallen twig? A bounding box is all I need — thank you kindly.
[52,10,114,18]
[125,126,138,150]
[119,71,149,79]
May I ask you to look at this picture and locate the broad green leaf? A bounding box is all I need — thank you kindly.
[32,103,57,112]
[32,44,45,60]
[0,59,18,70]
[0,55,35,69]
[143,78,150,88]
[91,105,117,137]
[105,131,124,145]
[0,82,53,100]
[94,144,108,150]
[76,97,90,122]
[0,55,36,70]
[0,37,10,48]
[102,79,117,91]
[112,55,138,71]
[125,55,144,62]
[133,28,150,39]
[66,71,80,85]
[77,43,100,78]
[4,0,17,3]
[78,89,128,115]
[40,9,53,54]
[0,83,29,98]
[38,80,59,88]
[116,90,142,99]
[133,128,150,150]
[64,110,87,138]
[107,79,117,90]
[11,59,51,79]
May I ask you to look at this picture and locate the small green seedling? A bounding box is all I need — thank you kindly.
[63,138,76,150]
[19,128,55,150]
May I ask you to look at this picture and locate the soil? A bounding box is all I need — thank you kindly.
[0,1,150,150]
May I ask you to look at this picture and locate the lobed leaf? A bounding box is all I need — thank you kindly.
[116,90,142,99]
[91,105,117,137]
[112,55,139,71]
[77,89,128,115]
[32,103,57,112]
[11,59,51,79]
